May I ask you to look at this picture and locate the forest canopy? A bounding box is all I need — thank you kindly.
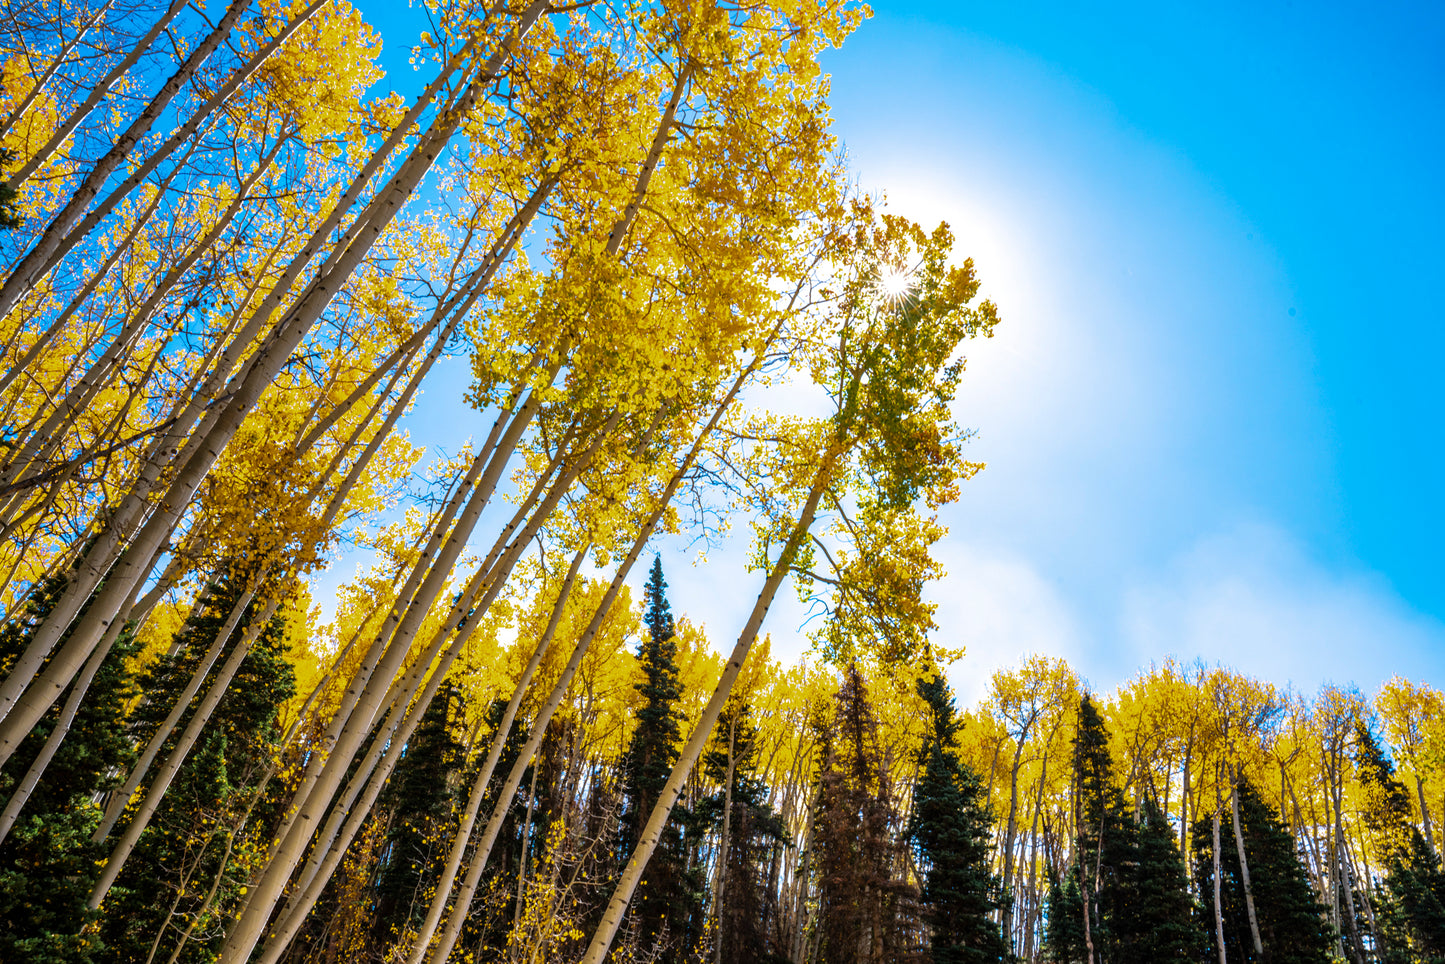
[0,2,1440,963]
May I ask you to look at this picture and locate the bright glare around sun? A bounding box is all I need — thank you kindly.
[879,265,912,300]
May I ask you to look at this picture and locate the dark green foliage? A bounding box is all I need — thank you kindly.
[0,574,138,963]
[1044,870,1088,964]
[373,685,466,950]
[1046,695,1133,964]
[98,578,297,963]
[616,556,704,962]
[1117,797,1199,963]
[812,664,920,964]
[1354,723,1445,963]
[907,668,1008,964]
[699,696,788,964]
[1191,782,1333,964]
[1046,695,1198,964]
[0,148,20,230]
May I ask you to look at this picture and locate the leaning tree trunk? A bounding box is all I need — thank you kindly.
[1229,769,1264,957]
[576,456,833,964]
[1212,768,1228,964]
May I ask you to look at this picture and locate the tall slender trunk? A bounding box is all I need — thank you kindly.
[0,0,544,738]
[714,712,739,964]
[4,0,189,189]
[0,580,139,843]
[577,456,834,964]
[416,341,771,964]
[229,403,605,964]
[1229,770,1264,957]
[0,0,120,142]
[1212,804,1227,964]
[92,586,257,842]
[0,0,252,319]
[88,593,283,907]
[397,547,585,964]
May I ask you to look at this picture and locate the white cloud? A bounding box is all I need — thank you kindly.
[1119,522,1445,695]
[929,542,1086,706]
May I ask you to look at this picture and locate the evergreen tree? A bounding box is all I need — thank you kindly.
[812,664,920,964]
[1354,722,1445,963]
[1116,797,1199,964]
[1047,694,1197,964]
[699,695,788,964]
[1046,694,1135,964]
[1191,781,1333,964]
[0,574,138,963]
[907,667,1008,964]
[616,556,704,962]
[98,578,297,963]
[372,685,466,952]
[1044,870,1088,964]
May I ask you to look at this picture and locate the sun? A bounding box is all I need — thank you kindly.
[879,264,913,301]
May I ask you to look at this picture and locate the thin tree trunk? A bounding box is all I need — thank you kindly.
[0,580,138,843]
[397,546,585,963]
[1212,805,1227,964]
[0,0,119,142]
[235,405,607,964]
[416,345,769,964]
[714,711,739,964]
[0,0,251,319]
[4,0,188,189]
[0,0,542,739]
[92,586,256,841]
[1229,771,1264,957]
[88,593,283,907]
[577,459,832,964]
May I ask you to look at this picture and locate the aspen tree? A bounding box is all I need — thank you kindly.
[580,203,997,963]
[0,0,550,753]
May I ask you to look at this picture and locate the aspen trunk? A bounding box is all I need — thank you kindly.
[92,587,256,842]
[227,402,603,964]
[0,0,251,319]
[4,0,189,189]
[0,0,543,739]
[0,0,120,142]
[577,462,832,964]
[0,583,137,843]
[1212,805,1227,964]
[88,594,282,907]
[29,2,330,288]
[396,547,585,964]
[714,712,739,964]
[417,354,764,964]
[1229,772,1264,957]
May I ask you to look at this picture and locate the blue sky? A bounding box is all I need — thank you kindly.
[344,0,1445,704]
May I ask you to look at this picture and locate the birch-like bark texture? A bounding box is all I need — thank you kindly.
[578,467,830,964]
[7,6,1417,964]
[1229,771,1265,957]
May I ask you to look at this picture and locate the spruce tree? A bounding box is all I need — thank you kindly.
[1191,781,1333,964]
[0,574,138,963]
[1047,694,1136,964]
[1354,721,1445,963]
[812,664,919,964]
[907,667,1008,964]
[1047,694,1197,964]
[1117,797,1199,964]
[98,579,297,963]
[700,695,788,964]
[616,556,703,962]
[1044,870,1088,964]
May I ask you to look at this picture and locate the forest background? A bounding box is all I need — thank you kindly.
[0,1,1441,963]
